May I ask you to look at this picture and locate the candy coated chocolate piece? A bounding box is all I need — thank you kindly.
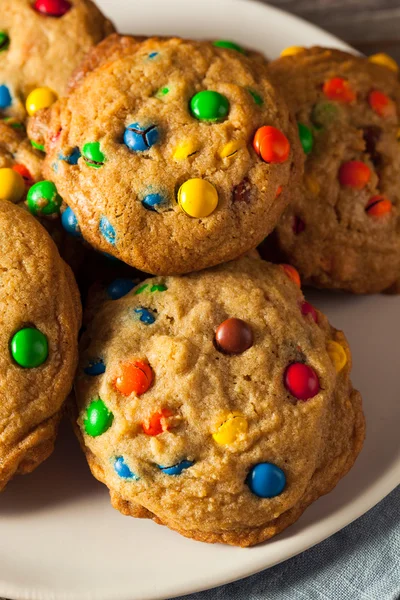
[134,307,156,324]
[107,278,135,300]
[232,178,252,204]
[281,264,301,287]
[82,142,105,168]
[339,161,371,189]
[368,53,398,73]
[365,195,392,217]
[59,147,81,165]
[326,341,347,372]
[10,327,48,368]
[99,216,116,245]
[253,126,290,163]
[212,413,248,445]
[142,409,172,436]
[61,206,81,237]
[298,123,313,154]
[190,91,230,122]
[178,178,218,218]
[300,301,318,323]
[219,140,243,159]
[114,360,153,396]
[142,193,166,211]
[247,462,286,498]
[213,40,245,54]
[0,32,10,52]
[247,89,263,105]
[114,456,139,480]
[173,139,199,160]
[280,46,305,57]
[323,78,356,103]
[284,362,320,400]
[158,460,194,476]
[27,180,62,216]
[84,358,106,376]
[33,0,72,17]
[0,85,12,109]
[26,87,57,117]
[0,168,25,202]
[150,283,168,292]
[123,123,159,152]
[368,90,396,118]
[84,398,113,436]
[215,318,253,355]
[12,164,33,187]
[311,102,338,129]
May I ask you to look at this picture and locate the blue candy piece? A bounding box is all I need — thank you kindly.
[142,193,166,212]
[61,206,82,238]
[99,216,116,245]
[84,358,106,376]
[134,307,156,325]
[158,460,194,476]
[0,84,12,109]
[246,462,286,498]
[148,52,159,59]
[114,456,139,480]
[59,147,81,165]
[123,123,159,152]
[107,278,135,300]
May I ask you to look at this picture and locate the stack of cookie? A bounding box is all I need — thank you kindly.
[6,0,400,547]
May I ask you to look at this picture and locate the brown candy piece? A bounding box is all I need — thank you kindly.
[232,178,252,204]
[215,318,254,354]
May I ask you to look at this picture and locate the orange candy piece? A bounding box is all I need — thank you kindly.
[366,195,392,217]
[323,77,356,103]
[281,264,301,287]
[12,164,33,187]
[253,126,290,163]
[142,409,172,436]
[339,161,371,189]
[368,90,396,118]
[114,360,153,396]
[276,185,283,197]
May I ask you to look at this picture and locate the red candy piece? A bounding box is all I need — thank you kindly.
[253,126,290,163]
[281,264,301,287]
[284,363,320,400]
[339,161,371,189]
[33,0,71,17]
[114,360,153,397]
[276,185,283,198]
[300,301,318,323]
[368,90,396,118]
[323,78,356,103]
[142,409,172,436]
[366,195,392,217]
[12,164,34,188]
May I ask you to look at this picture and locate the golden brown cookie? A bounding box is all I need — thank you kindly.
[29,35,303,275]
[265,47,400,294]
[0,0,114,120]
[75,255,364,546]
[0,201,81,490]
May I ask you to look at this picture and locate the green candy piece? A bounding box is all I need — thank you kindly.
[30,140,45,152]
[213,40,245,54]
[10,327,48,368]
[248,89,263,106]
[84,398,114,437]
[311,102,338,129]
[151,283,167,292]
[156,87,169,98]
[298,123,314,154]
[27,180,62,216]
[134,283,149,295]
[190,90,230,122]
[2,117,23,130]
[82,142,105,168]
[0,31,10,53]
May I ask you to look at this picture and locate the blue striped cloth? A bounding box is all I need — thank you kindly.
[174,485,400,600]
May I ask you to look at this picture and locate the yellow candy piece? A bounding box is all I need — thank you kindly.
[280,46,305,58]
[304,174,320,196]
[326,340,347,372]
[26,87,58,117]
[368,53,399,73]
[178,178,218,218]
[219,140,243,159]
[212,413,248,445]
[173,140,199,160]
[0,168,25,203]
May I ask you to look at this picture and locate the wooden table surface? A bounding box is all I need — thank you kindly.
[265,0,400,60]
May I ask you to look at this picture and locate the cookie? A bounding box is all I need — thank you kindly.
[29,34,303,275]
[75,255,364,546]
[0,201,81,490]
[0,0,114,120]
[265,47,400,293]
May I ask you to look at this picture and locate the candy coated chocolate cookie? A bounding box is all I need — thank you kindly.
[266,47,400,293]
[30,35,303,274]
[75,255,364,546]
[0,201,81,490]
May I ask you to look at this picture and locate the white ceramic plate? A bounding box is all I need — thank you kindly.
[1,1,399,599]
